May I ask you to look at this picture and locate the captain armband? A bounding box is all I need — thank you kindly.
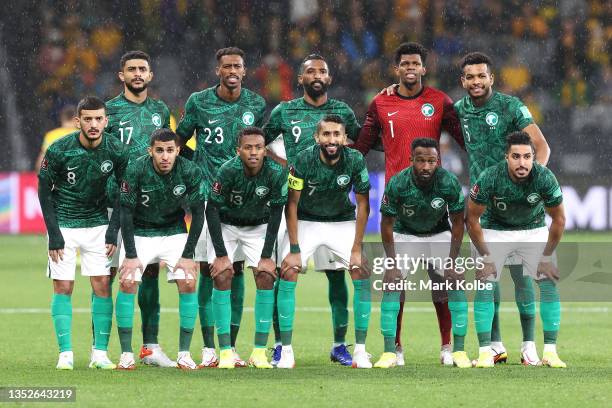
[288,173,304,191]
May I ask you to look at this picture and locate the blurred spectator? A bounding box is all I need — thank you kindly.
[34,105,77,172]
[341,15,378,66]
[440,134,464,176]
[500,53,531,94]
[559,66,590,108]
[253,52,294,106]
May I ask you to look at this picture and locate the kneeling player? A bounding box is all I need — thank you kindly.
[39,96,128,370]
[375,138,467,368]
[280,115,371,368]
[117,129,205,369]
[206,127,286,369]
[467,131,566,368]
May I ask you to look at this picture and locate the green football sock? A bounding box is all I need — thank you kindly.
[538,279,561,344]
[212,288,232,350]
[230,271,245,347]
[197,274,215,348]
[510,265,536,342]
[273,276,281,343]
[115,291,135,353]
[51,294,72,352]
[92,294,113,351]
[325,270,349,344]
[381,291,400,353]
[277,279,297,346]
[491,281,502,342]
[139,274,160,345]
[353,279,371,345]
[448,289,468,352]
[254,289,275,348]
[474,286,495,347]
[91,274,114,346]
[179,292,197,352]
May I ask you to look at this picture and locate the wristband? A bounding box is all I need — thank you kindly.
[290,244,301,254]
[540,255,552,263]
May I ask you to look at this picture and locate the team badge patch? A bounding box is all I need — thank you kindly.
[470,184,480,200]
[421,103,434,117]
[527,193,541,204]
[336,175,350,186]
[212,182,222,194]
[173,184,186,196]
[382,194,389,205]
[152,113,162,127]
[485,112,498,126]
[120,180,130,193]
[431,197,446,209]
[242,111,255,125]
[100,160,114,173]
[255,186,270,197]
[40,158,48,170]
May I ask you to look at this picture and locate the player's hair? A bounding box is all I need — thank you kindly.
[59,105,76,122]
[300,53,327,73]
[506,131,534,153]
[411,137,439,153]
[120,50,151,69]
[77,96,105,116]
[316,114,345,134]
[237,126,265,146]
[149,128,179,146]
[460,52,493,73]
[216,47,245,62]
[394,42,428,65]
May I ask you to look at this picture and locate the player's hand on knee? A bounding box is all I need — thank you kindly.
[383,267,402,286]
[49,249,64,263]
[119,257,143,284]
[105,244,117,258]
[444,266,464,283]
[176,257,198,282]
[257,258,277,279]
[537,260,559,281]
[211,256,233,279]
[281,253,301,277]
[476,261,496,281]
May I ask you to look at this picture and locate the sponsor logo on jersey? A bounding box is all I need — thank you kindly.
[431,197,446,209]
[173,184,186,196]
[469,184,480,200]
[527,193,541,204]
[336,175,350,186]
[421,103,434,117]
[242,111,255,125]
[152,113,162,127]
[120,181,130,193]
[208,119,220,124]
[255,186,270,197]
[212,181,222,194]
[119,120,130,126]
[387,111,399,117]
[485,112,498,126]
[100,160,114,173]
[290,119,302,124]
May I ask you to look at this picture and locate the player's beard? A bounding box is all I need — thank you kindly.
[82,128,101,142]
[303,80,329,99]
[126,80,148,95]
[321,144,342,161]
[414,168,435,185]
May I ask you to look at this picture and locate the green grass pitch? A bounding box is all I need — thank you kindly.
[1,234,611,407]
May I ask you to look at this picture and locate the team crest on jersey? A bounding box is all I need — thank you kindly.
[421,103,435,117]
[173,184,186,196]
[485,112,498,126]
[242,111,255,125]
[100,160,114,174]
[431,197,446,209]
[527,193,541,204]
[152,113,162,127]
[255,186,270,197]
[336,175,350,186]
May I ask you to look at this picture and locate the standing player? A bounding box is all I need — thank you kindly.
[35,105,77,172]
[105,50,175,367]
[263,53,361,366]
[353,42,464,365]
[115,129,205,370]
[467,131,565,368]
[279,115,371,369]
[455,52,551,364]
[374,138,467,368]
[206,127,286,369]
[38,96,128,370]
[177,46,266,367]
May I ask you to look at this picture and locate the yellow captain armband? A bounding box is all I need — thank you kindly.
[288,173,304,191]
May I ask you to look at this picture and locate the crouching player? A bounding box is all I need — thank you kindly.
[280,115,371,368]
[39,96,128,370]
[206,127,287,369]
[116,128,205,369]
[375,138,466,368]
[467,131,566,368]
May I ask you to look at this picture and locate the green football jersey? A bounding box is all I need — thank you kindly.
[381,167,465,236]
[470,161,563,231]
[288,145,370,222]
[120,155,205,237]
[209,157,288,226]
[454,92,534,185]
[263,97,360,165]
[39,131,128,228]
[106,93,171,158]
[176,86,266,196]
